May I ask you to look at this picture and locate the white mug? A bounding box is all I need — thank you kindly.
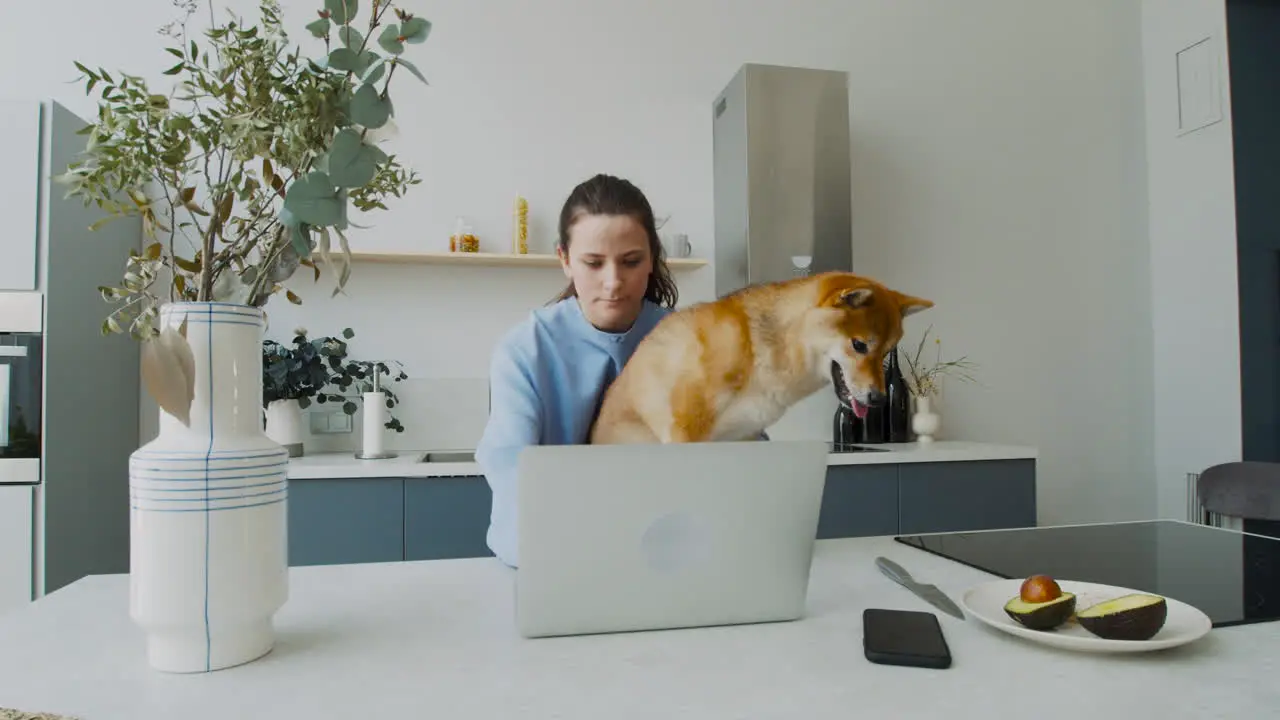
[665,233,691,258]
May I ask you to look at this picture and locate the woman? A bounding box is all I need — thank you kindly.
[475,173,679,568]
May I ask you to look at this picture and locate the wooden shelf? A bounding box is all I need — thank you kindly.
[340,250,709,271]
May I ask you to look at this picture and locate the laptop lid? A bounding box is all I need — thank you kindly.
[514,440,830,637]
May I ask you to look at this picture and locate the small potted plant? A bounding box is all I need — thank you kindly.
[262,326,407,455]
[901,325,978,443]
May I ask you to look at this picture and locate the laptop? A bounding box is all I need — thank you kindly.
[514,439,830,638]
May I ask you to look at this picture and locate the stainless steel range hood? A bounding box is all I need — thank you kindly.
[711,63,852,297]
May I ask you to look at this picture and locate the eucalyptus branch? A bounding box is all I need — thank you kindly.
[57,0,431,367]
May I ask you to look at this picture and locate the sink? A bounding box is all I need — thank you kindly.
[420,450,476,463]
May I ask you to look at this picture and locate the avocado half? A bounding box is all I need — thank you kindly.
[1076,593,1168,641]
[1003,592,1077,631]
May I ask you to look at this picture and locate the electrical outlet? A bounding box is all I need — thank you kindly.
[309,410,353,434]
[328,411,353,433]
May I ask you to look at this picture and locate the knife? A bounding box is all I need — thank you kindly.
[875,556,965,620]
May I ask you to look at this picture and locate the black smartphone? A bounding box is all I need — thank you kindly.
[862,608,952,669]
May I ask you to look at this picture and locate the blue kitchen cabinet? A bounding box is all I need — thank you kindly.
[816,465,900,538]
[403,476,495,561]
[287,478,405,566]
[896,459,1037,534]
[285,458,1038,566]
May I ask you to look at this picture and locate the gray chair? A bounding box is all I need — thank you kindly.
[1197,461,1280,526]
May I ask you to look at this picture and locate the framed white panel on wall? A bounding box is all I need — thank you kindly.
[1175,36,1224,136]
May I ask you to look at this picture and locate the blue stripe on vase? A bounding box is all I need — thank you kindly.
[176,318,264,327]
[133,449,286,460]
[131,476,284,490]
[131,485,286,506]
[159,307,263,327]
[131,478,286,494]
[131,496,287,513]
[131,463,287,477]
[164,308,263,319]
[132,479,285,494]
[161,302,264,314]
[159,300,267,311]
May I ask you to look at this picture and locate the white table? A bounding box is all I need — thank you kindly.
[0,535,1274,719]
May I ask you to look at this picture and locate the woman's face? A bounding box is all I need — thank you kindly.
[558,213,653,332]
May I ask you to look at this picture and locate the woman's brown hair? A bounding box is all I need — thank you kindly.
[552,173,678,308]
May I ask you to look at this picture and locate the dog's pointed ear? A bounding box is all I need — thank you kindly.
[839,288,874,309]
[894,292,934,318]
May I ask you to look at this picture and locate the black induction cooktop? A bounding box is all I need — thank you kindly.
[894,519,1280,629]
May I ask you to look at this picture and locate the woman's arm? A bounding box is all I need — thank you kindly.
[475,334,542,568]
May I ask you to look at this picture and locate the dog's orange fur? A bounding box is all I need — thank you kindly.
[589,271,933,444]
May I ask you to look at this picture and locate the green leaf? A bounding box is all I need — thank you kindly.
[336,188,350,229]
[360,54,386,85]
[377,25,404,55]
[338,26,363,49]
[277,205,300,228]
[290,223,311,259]
[331,227,353,298]
[393,57,428,85]
[324,0,358,24]
[305,17,330,37]
[400,17,431,44]
[349,84,391,129]
[327,48,361,72]
[315,226,334,273]
[326,129,380,188]
[282,170,343,227]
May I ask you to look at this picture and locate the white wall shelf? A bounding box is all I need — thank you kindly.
[339,250,709,271]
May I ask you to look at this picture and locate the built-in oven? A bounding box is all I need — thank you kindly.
[0,291,42,483]
[0,291,41,612]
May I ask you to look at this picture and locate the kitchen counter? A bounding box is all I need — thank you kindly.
[0,529,1269,719]
[285,440,1038,479]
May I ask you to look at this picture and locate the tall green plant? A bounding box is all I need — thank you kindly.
[55,0,430,424]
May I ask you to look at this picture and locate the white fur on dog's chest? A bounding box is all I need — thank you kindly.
[709,392,790,441]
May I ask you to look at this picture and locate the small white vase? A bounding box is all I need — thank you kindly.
[129,301,289,673]
[265,398,305,457]
[912,395,941,444]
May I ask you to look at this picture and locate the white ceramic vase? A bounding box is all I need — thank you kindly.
[129,301,289,673]
[264,398,305,457]
[912,394,941,444]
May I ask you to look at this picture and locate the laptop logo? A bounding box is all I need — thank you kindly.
[641,511,712,574]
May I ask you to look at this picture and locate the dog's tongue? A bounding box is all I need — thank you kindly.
[852,399,868,419]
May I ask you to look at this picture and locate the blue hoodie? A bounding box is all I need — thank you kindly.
[475,297,672,567]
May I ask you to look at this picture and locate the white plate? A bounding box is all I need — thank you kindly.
[961,578,1213,653]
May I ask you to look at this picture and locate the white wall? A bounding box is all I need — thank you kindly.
[839,1,1156,525]
[1140,0,1242,520]
[3,0,1161,525]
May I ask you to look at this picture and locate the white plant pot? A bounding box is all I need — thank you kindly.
[129,301,288,673]
[265,398,305,457]
[912,395,941,444]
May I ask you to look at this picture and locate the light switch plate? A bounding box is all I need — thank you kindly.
[1175,36,1222,136]
[309,409,352,434]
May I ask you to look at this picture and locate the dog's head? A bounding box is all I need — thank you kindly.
[812,273,933,418]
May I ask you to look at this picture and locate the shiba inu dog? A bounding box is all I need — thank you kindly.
[589,271,933,444]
